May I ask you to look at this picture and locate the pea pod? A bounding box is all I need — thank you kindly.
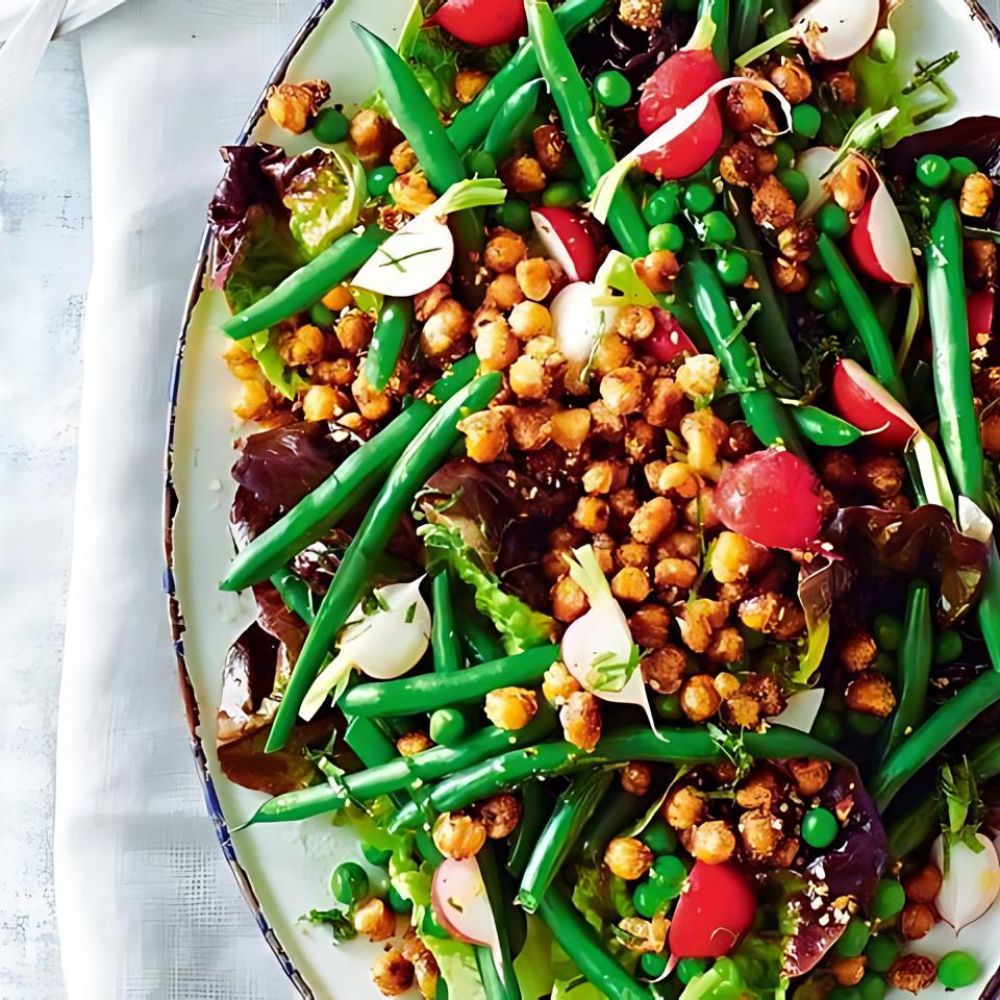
[483,79,544,160]
[222,226,389,340]
[221,355,479,592]
[364,297,411,392]
[265,374,503,752]
[790,405,865,447]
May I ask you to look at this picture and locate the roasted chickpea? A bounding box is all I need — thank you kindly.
[233,380,271,422]
[820,450,858,493]
[830,155,870,213]
[302,385,343,422]
[630,497,677,544]
[621,762,653,796]
[629,604,672,648]
[710,531,756,584]
[655,463,701,500]
[646,377,685,429]
[903,864,943,905]
[706,627,745,665]
[961,172,994,218]
[635,250,680,293]
[826,70,858,107]
[736,768,783,811]
[901,902,937,941]
[769,57,813,104]
[279,323,325,366]
[676,354,721,398]
[354,898,396,941]
[680,674,722,722]
[692,820,737,865]
[787,758,831,797]
[335,311,372,354]
[352,372,392,422]
[433,812,487,859]
[516,258,552,301]
[371,950,414,997]
[609,488,641,524]
[266,79,330,133]
[740,674,786,718]
[420,298,472,358]
[413,954,439,1000]
[485,687,538,731]
[477,794,522,839]
[616,539,651,567]
[509,300,553,340]
[561,690,602,751]
[845,670,897,718]
[459,409,508,464]
[605,837,654,880]
[618,0,661,30]
[680,409,727,475]
[772,257,810,294]
[830,956,867,988]
[484,232,527,274]
[839,630,878,674]
[500,155,547,195]
[654,557,699,590]
[677,598,727,654]
[611,566,652,603]
[551,575,589,623]
[641,646,687,696]
[777,221,817,263]
[665,785,708,830]
[859,455,905,499]
[571,495,611,534]
[739,808,781,859]
[751,175,797,231]
[726,79,775,135]
[600,367,646,415]
[396,731,433,757]
[223,343,261,382]
[391,171,437,214]
[508,355,549,400]
[533,124,568,174]
[455,68,490,105]
[543,660,582,705]
[617,306,656,341]
[887,955,937,994]
[720,141,762,187]
[487,272,525,311]
[550,409,591,451]
[349,108,397,167]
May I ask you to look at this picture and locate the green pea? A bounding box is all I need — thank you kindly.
[494,198,532,232]
[949,155,978,178]
[361,841,393,868]
[817,202,851,239]
[330,862,369,905]
[388,884,413,915]
[802,807,839,848]
[650,223,685,253]
[644,187,681,225]
[915,154,952,190]
[309,301,335,328]
[829,988,861,1000]
[313,106,350,144]
[632,879,662,918]
[834,917,872,957]
[640,952,668,978]
[677,958,709,985]
[807,274,839,312]
[651,854,688,897]
[466,150,497,178]
[865,934,901,973]
[848,711,884,736]
[873,652,896,677]
[779,168,810,205]
[813,710,844,745]
[702,210,737,245]
[773,139,796,170]
[367,165,398,198]
[684,182,716,215]
[937,951,981,989]
[858,974,887,1000]
[873,613,903,651]
[872,879,906,920]
[595,70,633,108]
[717,250,750,287]
[542,180,584,207]
[792,104,822,139]
[826,305,852,333]
[654,693,684,720]
[641,820,677,855]
[934,629,964,664]
[429,707,466,746]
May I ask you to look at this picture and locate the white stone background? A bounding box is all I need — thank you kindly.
[1,2,999,999]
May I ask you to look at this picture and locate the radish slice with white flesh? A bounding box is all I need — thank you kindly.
[795,146,838,220]
[299,577,431,720]
[532,207,598,282]
[830,359,919,451]
[770,688,825,733]
[550,282,619,391]
[560,545,659,733]
[431,857,503,958]
[352,178,506,297]
[931,833,1000,932]
[589,78,792,224]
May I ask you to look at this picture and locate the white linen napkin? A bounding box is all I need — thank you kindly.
[54,2,317,997]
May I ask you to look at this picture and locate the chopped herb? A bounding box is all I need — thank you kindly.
[304,907,357,943]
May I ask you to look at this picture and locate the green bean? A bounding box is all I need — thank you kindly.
[458,598,507,664]
[872,669,1000,810]
[817,234,908,404]
[430,571,461,673]
[518,769,615,913]
[731,0,763,55]
[390,725,844,830]
[881,581,933,762]
[269,568,315,623]
[507,780,550,880]
[683,257,807,458]
[221,355,479,592]
[265,374,502,752]
[483,79,544,160]
[446,0,610,155]
[699,0,731,69]
[222,226,389,339]
[537,886,652,1000]
[579,785,649,860]
[341,644,560,718]
[731,191,802,391]
[475,846,520,1000]
[969,731,1000,782]
[789,406,864,447]
[524,0,649,259]
[364,297,411,392]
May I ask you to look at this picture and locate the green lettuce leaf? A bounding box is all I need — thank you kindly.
[283,148,366,258]
[681,936,788,1000]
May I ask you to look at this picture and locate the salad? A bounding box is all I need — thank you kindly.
[205,0,1000,997]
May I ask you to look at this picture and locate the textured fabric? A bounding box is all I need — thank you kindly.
[54,2,315,997]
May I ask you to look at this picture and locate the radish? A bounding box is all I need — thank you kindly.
[668,862,757,959]
[299,577,430,720]
[425,0,527,47]
[550,282,617,391]
[931,833,1000,932]
[736,0,880,66]
[830,358,919,450]
[968,288,995,347]
[770,688,825,733]
[431,857,503,948]
[715,449,825,552]
[589,78,790,222]
[352,178,506,297]
[531,207,598,283]
[560,545,659,733]
[644,309,698,363]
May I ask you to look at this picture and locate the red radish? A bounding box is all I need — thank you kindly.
[668,862,757,959]
[644,310,698,363]
[531,207,599,283]
[831,359,920,450]
[715,449,825,551]
[431,858,501,948]
[425,0,526,46]
[638,113,725,183]
[850,180,917,288]
[968,288,995,347]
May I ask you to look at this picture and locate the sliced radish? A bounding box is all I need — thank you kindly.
[931,833,1000,932]
[431,857,502,947]
[638,110,724,183]
[831,358,919,450]
[531,207,598,283]
[770,688,825,733]
[425,0,527,46]
[968,288,995,347]
[795,146,838,220]
[715,449,825,552]
[643,310,698,363]
[669,862,757,959]
[550,282,618,390]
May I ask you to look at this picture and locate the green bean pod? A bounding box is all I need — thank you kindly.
[683,257,807,458]
[266,374,503,752]
[506,780,550,880]
[817,234,908,404]
[881,582,933,761]
[538,886,651,1000]
[475,847,521,1000]
[789,406,864,447]
[446,0,610,155]
[458,599,508,664]
[731,0,763,56]
[430,571,461,673]
[524,0,649,259]
[222,225,389,339]
[364,297,412,392]
[578,785,649,860]
[269,568,315,624]
[872,669,1000,810]
[483,79,544,160]
[518,769,615,913]
[221,355,479,592]
[341,644,560,718]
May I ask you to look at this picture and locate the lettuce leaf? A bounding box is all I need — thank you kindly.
[283,147,366,258]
